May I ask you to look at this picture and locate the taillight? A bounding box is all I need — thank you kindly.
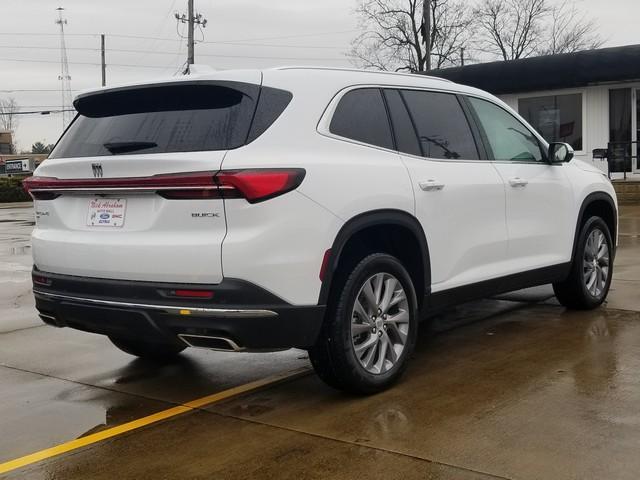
[22,171,217,193]
[215,169,306,203]
[22,169,305,203]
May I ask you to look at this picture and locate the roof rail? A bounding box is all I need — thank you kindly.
[273,65,452,83]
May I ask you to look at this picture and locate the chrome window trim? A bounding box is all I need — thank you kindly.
[317,84,556,166]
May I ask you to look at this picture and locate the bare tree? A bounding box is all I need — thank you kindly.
[474,0,550,60]
[350,0,475,72]
[541,0,603,55]
[0,98,19,153]
[474,0,603,61]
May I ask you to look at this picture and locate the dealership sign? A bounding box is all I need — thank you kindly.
[5,159,34,174]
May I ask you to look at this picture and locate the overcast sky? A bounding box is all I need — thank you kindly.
[2,0,640,151]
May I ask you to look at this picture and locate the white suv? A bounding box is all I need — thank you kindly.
[24,67,617,394]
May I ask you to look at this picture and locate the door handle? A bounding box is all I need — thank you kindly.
[508,177,528,188]
[419,179,445,191]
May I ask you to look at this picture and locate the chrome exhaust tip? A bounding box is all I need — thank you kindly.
[177,334,243,352]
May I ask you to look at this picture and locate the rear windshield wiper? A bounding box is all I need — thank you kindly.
[103,141,158,154]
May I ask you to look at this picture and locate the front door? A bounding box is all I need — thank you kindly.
[466,96,575,272]
[385,88,508,292]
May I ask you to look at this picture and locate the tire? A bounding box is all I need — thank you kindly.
[109,336,186,360]
[309,253,418,394]
[553,216,614,310]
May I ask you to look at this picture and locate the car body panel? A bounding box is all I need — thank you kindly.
[28,66,618,346]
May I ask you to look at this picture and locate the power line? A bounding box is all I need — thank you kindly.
[0,50,349,63]
[0,33,98,37]
[0,57,173,69]
[0,29,358,44]
[14,109,74,115]
[109,29,359,43]
[0,45,100,52]
[0,89,77,92]
[0,42,344,51]
[17,105,69,108]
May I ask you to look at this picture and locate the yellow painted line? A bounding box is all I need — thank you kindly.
[0,366,310,476]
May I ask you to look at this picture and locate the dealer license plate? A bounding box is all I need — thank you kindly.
[86,198,127,227]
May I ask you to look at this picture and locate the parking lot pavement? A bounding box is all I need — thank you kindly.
[0,205,38,334]
[607,204,640,311]
[1,204,639,479]
[0,205,309,466]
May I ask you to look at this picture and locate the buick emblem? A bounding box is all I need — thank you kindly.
[92,163,103,178]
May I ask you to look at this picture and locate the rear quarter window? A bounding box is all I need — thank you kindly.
[329,88,393,150]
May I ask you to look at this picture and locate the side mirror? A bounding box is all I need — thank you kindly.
[548,142,574,163]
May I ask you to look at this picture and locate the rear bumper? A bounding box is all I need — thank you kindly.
[32,269,325,350]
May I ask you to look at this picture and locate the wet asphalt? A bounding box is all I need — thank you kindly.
[0,203,639,479]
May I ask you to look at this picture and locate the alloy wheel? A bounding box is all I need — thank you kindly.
[583,228,610,298]
[350,272,410,374]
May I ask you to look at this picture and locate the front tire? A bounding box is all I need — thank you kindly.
[109,336,186,360]
[553,216,613,310]
[309,253,418,394]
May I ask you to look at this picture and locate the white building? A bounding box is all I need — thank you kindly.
[433,45,640,179]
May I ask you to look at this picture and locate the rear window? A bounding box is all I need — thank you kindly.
[50,82,291,158]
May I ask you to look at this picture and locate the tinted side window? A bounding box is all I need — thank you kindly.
[329,88,393,150]
[246,87,293,143]
[383,89,421,157]
[401,90,479,160]
[468,97,544,162]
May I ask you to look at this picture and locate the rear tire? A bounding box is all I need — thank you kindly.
[109,336,186,360]
[309,253,418,394]
[553,216,613,310]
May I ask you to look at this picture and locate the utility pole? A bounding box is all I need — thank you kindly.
[187,0,194,66]
[460,47,465,66]
[55,7,73,129]
[101,34,106,86]
[423,0,431,71]
[175,0,207,74]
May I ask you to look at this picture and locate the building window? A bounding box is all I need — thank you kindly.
[518,93,583,151]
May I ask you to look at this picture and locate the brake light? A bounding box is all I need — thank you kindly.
[22,171,217,193]
[215,169,305,203]
[22,169,305,203]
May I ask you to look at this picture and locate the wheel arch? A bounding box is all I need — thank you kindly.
[318,209,431,310]
[571,192,618,261]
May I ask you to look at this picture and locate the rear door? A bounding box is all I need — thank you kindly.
[30,75,261,284]
[386,88,509,291]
